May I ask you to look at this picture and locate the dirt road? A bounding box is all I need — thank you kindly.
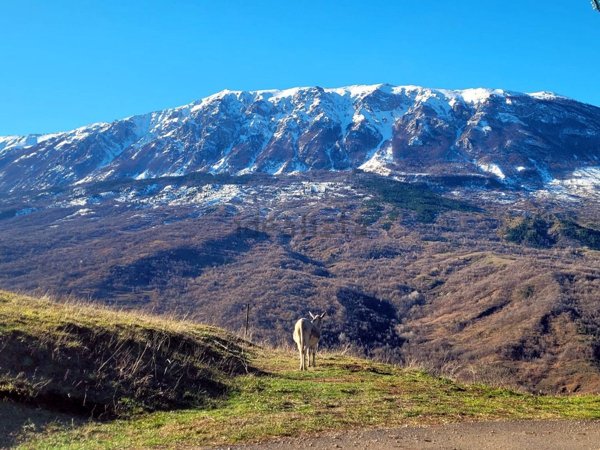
[224,421,600,449]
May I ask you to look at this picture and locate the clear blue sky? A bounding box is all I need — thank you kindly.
[1,0,599,135]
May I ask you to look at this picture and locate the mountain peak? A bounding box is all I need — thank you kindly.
[0,83,598,196]
[527,91,566,101]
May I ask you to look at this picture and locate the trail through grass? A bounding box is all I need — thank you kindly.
[23,350,600,449]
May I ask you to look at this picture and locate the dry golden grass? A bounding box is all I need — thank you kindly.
[0,290,251,420]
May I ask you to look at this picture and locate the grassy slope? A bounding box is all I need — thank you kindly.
[0,290,250,420]
[24,351,600,449]
[0,294,594,449]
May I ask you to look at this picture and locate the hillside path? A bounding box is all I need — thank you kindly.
[222,420,600,449]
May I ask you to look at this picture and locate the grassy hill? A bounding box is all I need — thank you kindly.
[0,290,250,420]
[1,291,599,449]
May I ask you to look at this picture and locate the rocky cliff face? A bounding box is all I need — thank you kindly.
[1,84,599,194]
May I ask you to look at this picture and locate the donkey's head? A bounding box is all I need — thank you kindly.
[308,311,326,330]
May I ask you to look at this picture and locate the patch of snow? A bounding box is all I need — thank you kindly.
[259,87,303,101]
[147,184,244,207]
[473,119,492,134]
[74,169,116,185]
[274,162,288,176]
[0,135,40,154]
[69,198,88,206]
[13,151,40,162]
[210,156,229,173]
[359,141,394,176]
[36,132,64,144]
[135,170,152,180]
[260,160,287,175]
[408,136,423,146]
[288,160,309,174]
[64,208,94,219]
[477,162,506,180]
[328,84,387,99]
[528,91,566,101]
[236,166,256,176]
[546,167,600,200]
[459,88,504,105]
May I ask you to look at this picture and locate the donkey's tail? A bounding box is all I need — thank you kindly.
[299,326,306,370]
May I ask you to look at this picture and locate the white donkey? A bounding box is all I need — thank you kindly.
[293,311,326,371]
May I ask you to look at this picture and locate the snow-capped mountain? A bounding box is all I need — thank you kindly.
[1,84,599,194]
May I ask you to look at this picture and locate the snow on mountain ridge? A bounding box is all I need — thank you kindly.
[0,83,598,196]
[527,91,567,101]
[0,84,577,146]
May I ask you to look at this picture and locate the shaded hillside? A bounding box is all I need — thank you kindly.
[99,227,269,298]
[0,291,251,419]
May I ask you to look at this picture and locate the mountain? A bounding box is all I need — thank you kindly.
[1,85,600,394]
[1,84,599,196]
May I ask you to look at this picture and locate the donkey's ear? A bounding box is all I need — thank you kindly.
[320,312,326,318]
[309,311,315,319]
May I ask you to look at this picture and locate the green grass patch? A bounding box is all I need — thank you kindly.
[22,351,600,449]
[3,291,599,449]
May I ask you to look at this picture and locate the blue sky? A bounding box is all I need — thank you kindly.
[1,0,598,135]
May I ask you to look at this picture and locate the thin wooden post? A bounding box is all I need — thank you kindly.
[244,303,250,340]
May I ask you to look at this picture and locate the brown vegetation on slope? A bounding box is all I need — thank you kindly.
[0,173,598,393]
